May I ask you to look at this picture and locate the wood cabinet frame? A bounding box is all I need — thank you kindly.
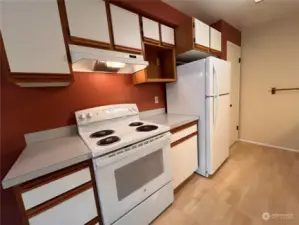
[133,41,176,84]
[13,161,103,225]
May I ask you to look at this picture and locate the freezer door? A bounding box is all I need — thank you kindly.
[206,94,230,175]
[206,57,231,96]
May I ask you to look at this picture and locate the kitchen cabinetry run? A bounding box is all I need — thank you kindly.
[170,121,198,189]
[13,161,102,225]
[0,0,72,87]
[176,17,222,63]
[64,0,111,49]
[110,4,142,53]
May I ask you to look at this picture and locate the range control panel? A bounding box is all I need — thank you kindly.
[75,104,139,125]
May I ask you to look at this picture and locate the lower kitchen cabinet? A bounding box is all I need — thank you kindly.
[29,187,97,225]
[170,121,198,189]
[13,161,102,225]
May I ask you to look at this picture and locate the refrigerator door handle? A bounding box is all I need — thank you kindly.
[213,65,220,127]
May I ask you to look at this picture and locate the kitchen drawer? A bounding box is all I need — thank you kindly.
[171,135,198,189]
[21,166,91,210]
[171,123,198,143]
[28,187,98,225]
[113,182,173,225]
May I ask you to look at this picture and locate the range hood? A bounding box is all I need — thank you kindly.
[69,44,148,74]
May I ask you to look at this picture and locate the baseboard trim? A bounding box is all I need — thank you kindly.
[239,139,299,153]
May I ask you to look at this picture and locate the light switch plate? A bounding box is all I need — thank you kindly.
[154,96,159,104]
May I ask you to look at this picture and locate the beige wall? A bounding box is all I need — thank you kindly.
[240,15,299,150]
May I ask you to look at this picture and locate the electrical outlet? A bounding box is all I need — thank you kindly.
[154,96,159,104]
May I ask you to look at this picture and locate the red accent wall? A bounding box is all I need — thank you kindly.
[0,1,189,225]
[211,20,242,60]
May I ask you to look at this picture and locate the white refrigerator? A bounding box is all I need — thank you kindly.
[167,57,231,177]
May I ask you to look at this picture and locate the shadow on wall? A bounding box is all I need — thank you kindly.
[274,124,299,151]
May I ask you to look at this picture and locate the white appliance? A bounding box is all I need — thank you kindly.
[167,57,231,177]
[69,45,148,74]
[75,104,173,225]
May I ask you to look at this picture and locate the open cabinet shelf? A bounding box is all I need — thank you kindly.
[134,42,176,84]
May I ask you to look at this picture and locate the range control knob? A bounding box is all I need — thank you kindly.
[79,114,86,120]
[86,112,93,119]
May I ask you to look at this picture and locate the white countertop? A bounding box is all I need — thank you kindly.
[142,113,199,130]
[2,135,91,189]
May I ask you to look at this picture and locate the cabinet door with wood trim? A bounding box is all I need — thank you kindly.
[0,0,70,74]
[110,4,142,52]
[64,0,111,48]
[161,24,175,46]
[14,162,101,225]
[210,27,222,52]
[170,121,198,189]
[141,17,160,44]
[194,18,210,48]
[171,135,198,189]
[29,187,97,225]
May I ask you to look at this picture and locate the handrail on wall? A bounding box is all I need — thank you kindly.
[270,87,299,95]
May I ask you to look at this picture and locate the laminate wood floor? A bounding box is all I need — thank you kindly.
[152,142,299,225]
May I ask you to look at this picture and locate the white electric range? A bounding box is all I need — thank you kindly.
[75,104,174,225]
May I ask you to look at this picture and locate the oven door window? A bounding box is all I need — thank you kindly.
[114,149,164,201]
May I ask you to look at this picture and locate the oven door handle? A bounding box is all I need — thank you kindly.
[94,132,171,168]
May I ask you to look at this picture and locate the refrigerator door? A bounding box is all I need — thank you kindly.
[206,94,230,175]
[206,57,231,96]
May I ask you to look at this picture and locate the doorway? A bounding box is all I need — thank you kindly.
[227,41,241,146]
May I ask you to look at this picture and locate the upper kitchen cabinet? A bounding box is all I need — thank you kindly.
[193,18,210,50]
[141,17,160,44]
[134,42,176,84]
[0,0,72,87]
[209,27,222,56]
[110,4,142,53]
[160,24,175,47]
[176,17,221,63]
[64,0,111,49]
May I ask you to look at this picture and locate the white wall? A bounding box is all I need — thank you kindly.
[240,15,299,151]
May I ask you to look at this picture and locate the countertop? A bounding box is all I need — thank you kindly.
[142,113,199,130]
[2,135,91,189]
[2,112,199,189]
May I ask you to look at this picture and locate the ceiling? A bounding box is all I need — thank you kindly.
[162,0,299,30]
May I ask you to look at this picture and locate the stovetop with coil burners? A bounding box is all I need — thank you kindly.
[78,118,169,157]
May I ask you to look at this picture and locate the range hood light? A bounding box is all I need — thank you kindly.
[105,61,126,68]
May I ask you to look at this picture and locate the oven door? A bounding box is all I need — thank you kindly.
[93,132,172,225]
